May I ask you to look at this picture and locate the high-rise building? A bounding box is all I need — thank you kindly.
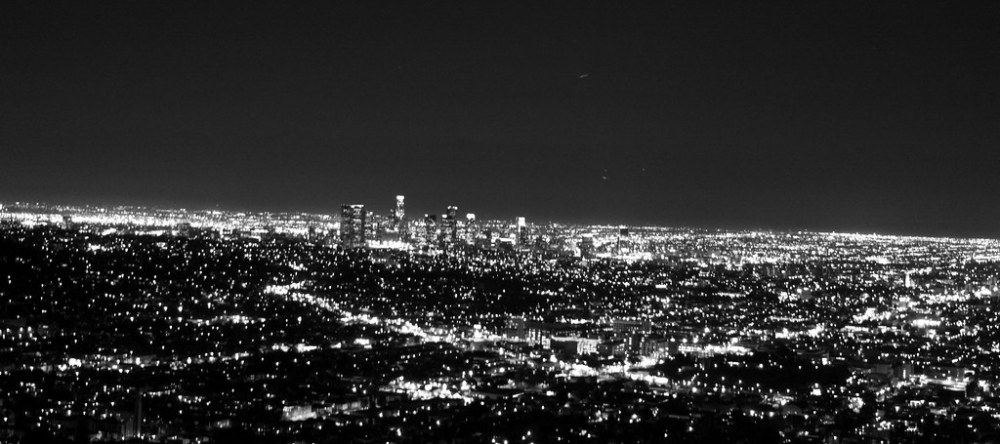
[516,217,529,246]
[464,213,477,242]
[340,204,367,248]
[367,210,378,240]
[394,195,405,226]
[423,214,437,244]
[442,206,459,244]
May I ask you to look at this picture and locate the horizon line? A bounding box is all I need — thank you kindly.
[2,198,997,243]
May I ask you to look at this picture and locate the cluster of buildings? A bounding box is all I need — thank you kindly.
[2,200,1000,442]
[336,196,531,251]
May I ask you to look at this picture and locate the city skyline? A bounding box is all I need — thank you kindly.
[5,2,1000,442]
[0,195,1000,239]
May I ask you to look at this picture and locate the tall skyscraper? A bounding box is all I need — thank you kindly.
[394,195,405,227]
[464,213,477,242]
[442,205,459,244]
[423,214,437,245]
[340,204,367,248]
[516,217,529,245]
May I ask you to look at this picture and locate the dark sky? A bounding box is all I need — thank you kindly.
[2,1,998,237]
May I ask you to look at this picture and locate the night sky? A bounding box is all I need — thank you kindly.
[2,1,998,237]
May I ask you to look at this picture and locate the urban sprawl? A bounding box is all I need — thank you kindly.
[2,198,1000,443]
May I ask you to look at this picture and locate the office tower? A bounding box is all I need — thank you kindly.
[340,204,367,248]
[464,213,476,241]
[442,206,459,243]
[394,195,405,228]
[423,214,437,244]
[366,210,379,241]
[516,217,529,245]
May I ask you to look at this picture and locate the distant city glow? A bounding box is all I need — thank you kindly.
[2,199,999,442]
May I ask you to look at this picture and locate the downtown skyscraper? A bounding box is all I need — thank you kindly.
[340,204,367,248]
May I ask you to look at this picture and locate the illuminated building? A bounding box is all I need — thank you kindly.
[340,204,367,248]
[464,213,476,241]
[550,336,600,355]
[442,206,459,244]
[423,214,437,244]
[516,216,528,245]
[394,195,405,229]
[367,209,378,236]
[612,319,651,335]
